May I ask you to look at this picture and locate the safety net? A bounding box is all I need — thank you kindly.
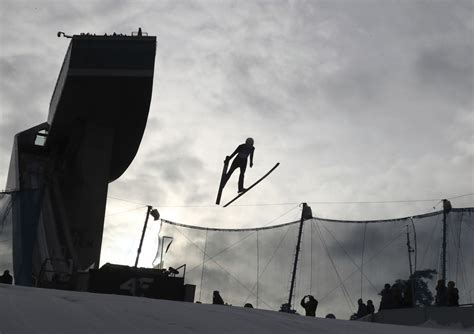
[156,207,473,319]
[0,193,13,271]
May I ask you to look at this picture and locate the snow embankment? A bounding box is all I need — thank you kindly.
[0,284,461,333]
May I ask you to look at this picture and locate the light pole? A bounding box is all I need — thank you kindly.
[134,206,160,268]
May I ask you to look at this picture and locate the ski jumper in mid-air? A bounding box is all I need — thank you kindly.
[223,138,255,193]
[216,138,279,206]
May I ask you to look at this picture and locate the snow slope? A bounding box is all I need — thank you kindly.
[0,284,463,333]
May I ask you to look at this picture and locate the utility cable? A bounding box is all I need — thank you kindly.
[244,225,293,305]
[458,248,472,303]
[419,217,441,270]
[107,195,146,206]
[454,213,463,284]
[105,205,147,217]
[462,219,474,231]
[319,229,406,303]
[449,215,471,303]
[198,230,208,302]
[314,220,355,312]
[184,205,300,274]
[107,192,474,208]
[318,222,379,295]
[171,224,273,309]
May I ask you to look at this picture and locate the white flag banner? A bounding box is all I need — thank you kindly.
[152,230,173,269]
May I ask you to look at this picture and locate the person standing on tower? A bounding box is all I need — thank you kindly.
[223,138,255,193]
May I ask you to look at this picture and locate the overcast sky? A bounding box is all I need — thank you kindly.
[1,0,473,288]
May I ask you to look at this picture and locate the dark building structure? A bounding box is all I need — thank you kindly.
[89,263,195,302]
[2,32,191,301]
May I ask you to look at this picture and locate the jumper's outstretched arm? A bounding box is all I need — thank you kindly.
[226,147,238,162]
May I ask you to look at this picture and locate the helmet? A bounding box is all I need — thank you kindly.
[245,137,254,146]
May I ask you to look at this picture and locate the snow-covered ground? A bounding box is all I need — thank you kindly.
[0,284,465,333]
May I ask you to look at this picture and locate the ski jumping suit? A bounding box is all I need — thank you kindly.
[224,143,254,192]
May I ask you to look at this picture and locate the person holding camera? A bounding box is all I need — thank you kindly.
[300,295,318,316]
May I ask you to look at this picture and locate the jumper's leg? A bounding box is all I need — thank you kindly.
[237,161,247,192]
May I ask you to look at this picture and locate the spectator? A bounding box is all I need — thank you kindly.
[0,270,13,284]
[435,280,448,306]
[300,295,318,316]
[403,280,414,308]
[391,283,404,308]
[366,300,375,314]
[213,290,224,305]
[447,281,459,307]
[379,283,392,310]
[355,298,367,319]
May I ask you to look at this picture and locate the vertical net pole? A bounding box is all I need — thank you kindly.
[442,210,447,281]
[287,203,312,310]
[310,220,313,295]
[134,206,152,268]
[199,230,208,302]
[256,230,259,308]
[410,217,417,272]
[455,211,463,284]
[360,222,367,299]
[441,199,452,281]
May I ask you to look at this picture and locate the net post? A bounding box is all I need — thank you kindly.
[134,205,152,268]
[441,199,452,281]
[287,203,312,310]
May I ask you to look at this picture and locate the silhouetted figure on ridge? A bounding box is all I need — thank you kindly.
[366,300,375,314]
[223,138,255,193]
[447,281,459,307]
[435,279,448,306]
[403,280,414,308]
[0,270,13,284]
[379,283,393,310]
[244,303,254,308]
[213,290,224,305]
[300,295,318,316]
[355,298,367,318]
[325,313,336,319]
[391,283,403,308]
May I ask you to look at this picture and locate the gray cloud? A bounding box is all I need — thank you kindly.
[1,0,473,320]
[415,43,473,106]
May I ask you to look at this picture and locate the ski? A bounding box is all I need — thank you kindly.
[222,162,280,208]
[215,159,230,205]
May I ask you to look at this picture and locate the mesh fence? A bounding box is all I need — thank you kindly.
[157,208,473,319]
[0,193,13,271]
[2,190,473,319]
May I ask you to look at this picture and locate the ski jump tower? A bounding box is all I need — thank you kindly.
[5,31,156,287]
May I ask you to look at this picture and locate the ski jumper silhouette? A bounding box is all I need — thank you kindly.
[223,138,255,193]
